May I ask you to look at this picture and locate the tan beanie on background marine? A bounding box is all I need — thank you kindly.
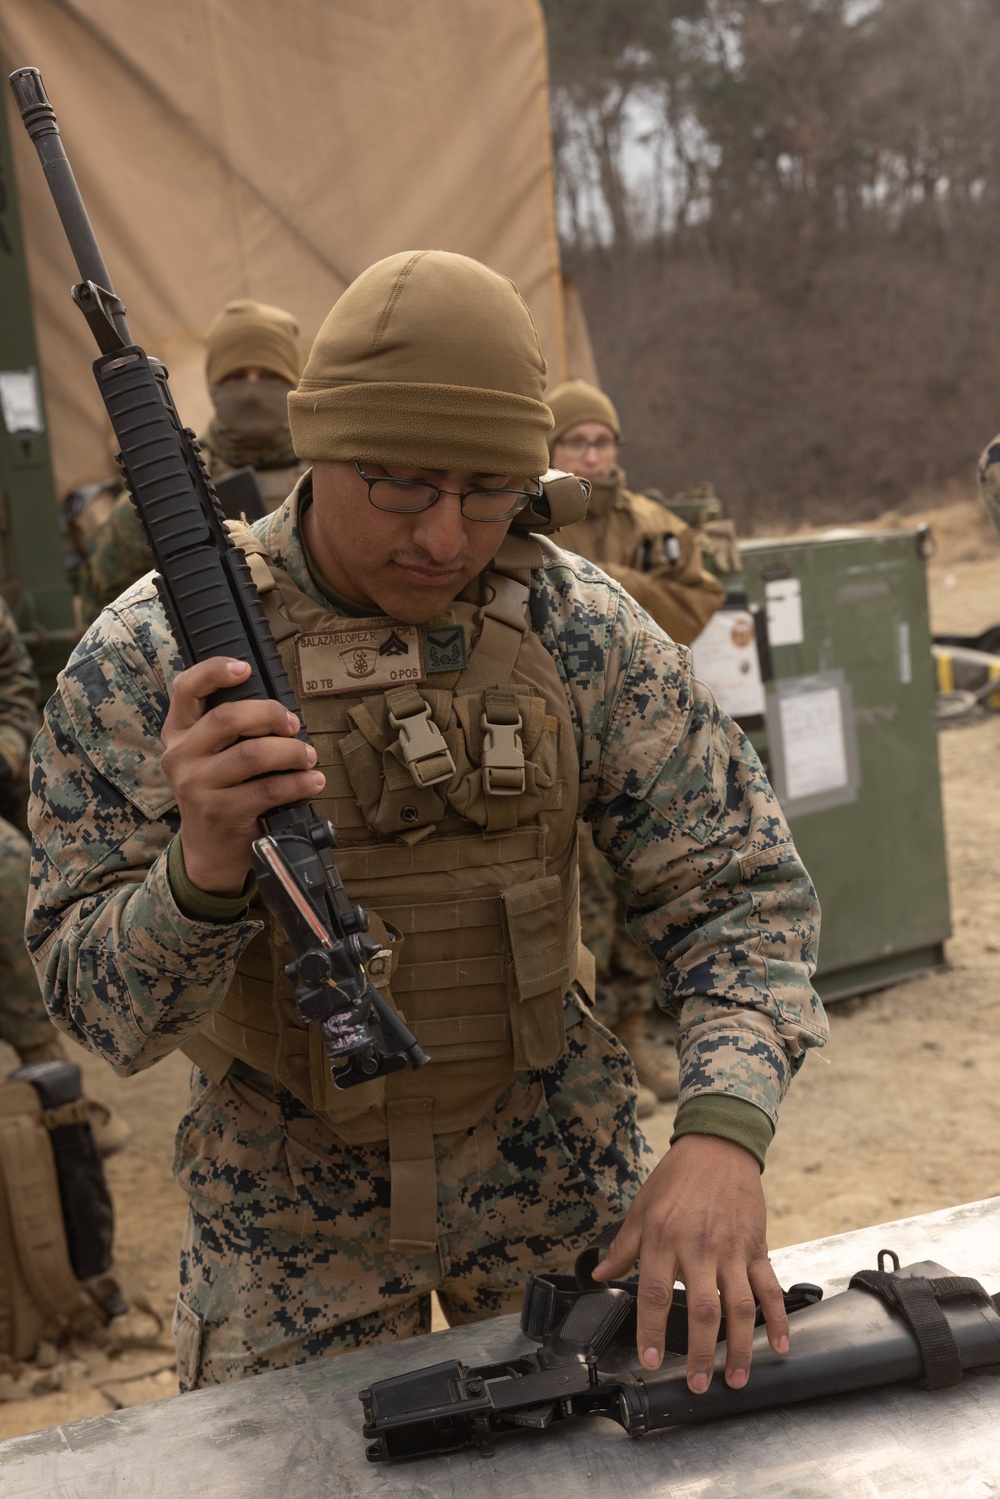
[287,250,552,475]
[546,379,621,450]
[204,299,303,388]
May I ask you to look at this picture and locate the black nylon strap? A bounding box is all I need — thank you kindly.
[848,1269,989,1390]
[520,1275,573,1341]
[521,1266,638,1342]
[574,1218,626,1290]
[521,1217,824,1347]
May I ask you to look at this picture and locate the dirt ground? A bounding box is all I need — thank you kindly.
[3,492,1000,1440]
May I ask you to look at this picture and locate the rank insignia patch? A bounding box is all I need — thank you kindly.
[422,624,469,673]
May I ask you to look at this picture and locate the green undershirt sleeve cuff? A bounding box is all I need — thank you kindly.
[670,1095,775,1171]
[167,835,256,924]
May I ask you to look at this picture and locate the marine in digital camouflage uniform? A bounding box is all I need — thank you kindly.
[977,432,1000,539]
[28,251,827,1398]
[76,298,310,624]
[549,381,725,647]
[548,380,728,1107]
[0,598,130,1156]
[0,593,58,1063]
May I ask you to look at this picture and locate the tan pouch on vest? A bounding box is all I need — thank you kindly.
[340,689,455,835]
[448,687,563,833]
[0,1079,108,1361]
[502,876,572,1069]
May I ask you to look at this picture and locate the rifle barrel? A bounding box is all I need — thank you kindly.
[8,66,131,343]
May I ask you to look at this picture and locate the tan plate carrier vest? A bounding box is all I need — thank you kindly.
[182,530,590,1249]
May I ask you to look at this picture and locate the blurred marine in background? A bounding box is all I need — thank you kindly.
[0,595,127,1153]
[548,379,727,1115]
[0,593,48,1067]
[977,432,1000,538]
[66,299,309,624]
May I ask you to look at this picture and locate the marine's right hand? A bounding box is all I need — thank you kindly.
[160,657,325,897]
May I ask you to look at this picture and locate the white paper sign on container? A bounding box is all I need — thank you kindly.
[766,670,860,818]
[0,369,43,434]
[691,608,766,720]
[779,684,849,801]
[764,576,804,647]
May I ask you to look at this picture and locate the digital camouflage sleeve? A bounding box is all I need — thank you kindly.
[25,495,826,1123]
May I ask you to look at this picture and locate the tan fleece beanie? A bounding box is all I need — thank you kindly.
[205,299,302,388]
[288,250,552,475]
[546,379,621,450]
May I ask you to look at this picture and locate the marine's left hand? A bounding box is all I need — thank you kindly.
[590,1133,788,1394]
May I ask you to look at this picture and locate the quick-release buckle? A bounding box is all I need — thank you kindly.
[389,700,456,788]
[480,708,525,795]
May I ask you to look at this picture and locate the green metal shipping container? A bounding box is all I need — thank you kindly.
[693,527,951,1003]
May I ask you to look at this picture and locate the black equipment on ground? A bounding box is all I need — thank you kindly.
[935,625,1000,657]
[360,1235,1000,1461]
[11,1060,119,1294]
[0,1059,125,1360]
[9,66,429,1089]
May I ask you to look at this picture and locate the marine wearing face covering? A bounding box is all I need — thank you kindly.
[977,432,1000,540]
[76,299,308,623]
[28,250,825,1397]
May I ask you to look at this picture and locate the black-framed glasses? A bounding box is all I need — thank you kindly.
[356,463,542,522]
[556,435,618,456]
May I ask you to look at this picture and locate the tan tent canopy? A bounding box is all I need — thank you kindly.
[1,0,576,496]
[561,275,600,388]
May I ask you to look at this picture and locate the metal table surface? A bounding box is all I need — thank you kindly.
[3,1196,1000,1498]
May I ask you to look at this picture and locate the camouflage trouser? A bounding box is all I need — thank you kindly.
[578,823,660,1030]
[0,816,53,1056]
[171,993,655,1390]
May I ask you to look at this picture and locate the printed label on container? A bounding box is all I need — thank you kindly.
[764,577,804,647]
[296,623,426,696]
[690,608,766,720]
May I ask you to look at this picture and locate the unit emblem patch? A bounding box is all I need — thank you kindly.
[422,624,469,673]
[296,622,426,696]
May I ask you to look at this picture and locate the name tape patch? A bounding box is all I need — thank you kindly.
[296,623,426,696]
